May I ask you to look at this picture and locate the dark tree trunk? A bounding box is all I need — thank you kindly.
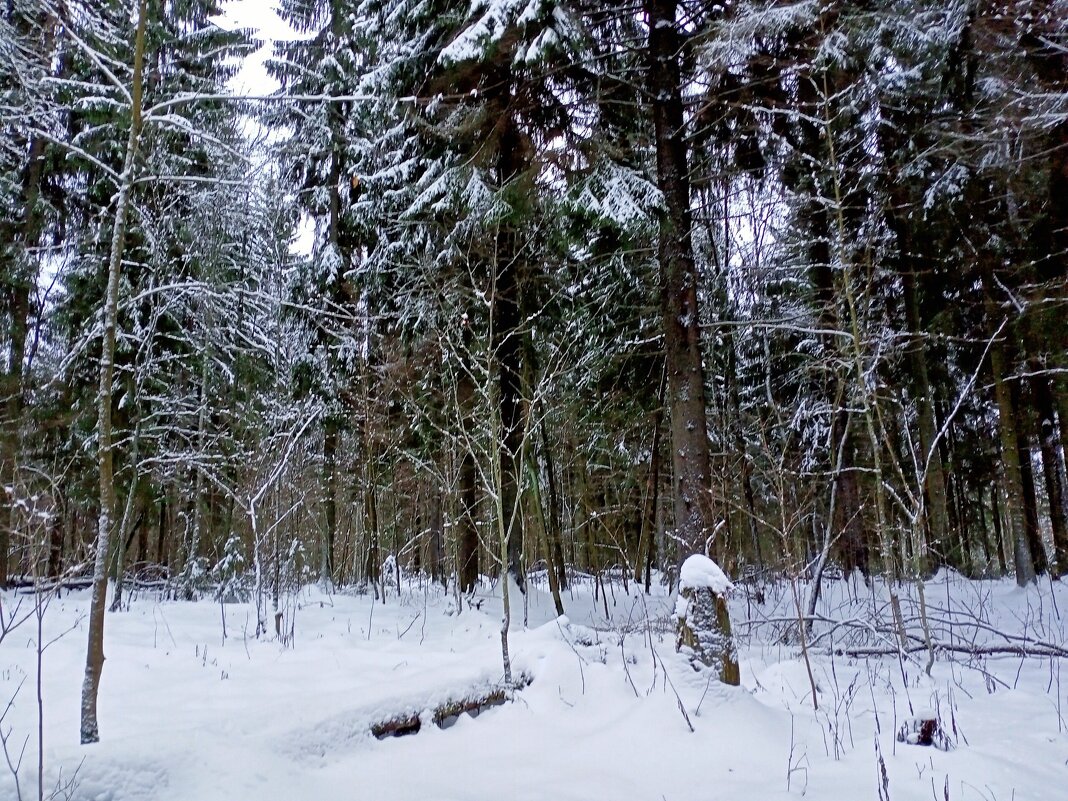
[1030,370,1068,574]
[900,263,949,572]
[645,0,737,684]
[46,514,63,578]
[428,486,444,585]
[537,424,567,588]
[0,129,48,589]
[983,261,1035,584]
[635,371,666,586]
[990,482,1008,575]
[645,0,717,562]
[457,442,479,594]
[975,479,993,568]
[491,113,529,593]
[158,483,173,567]
[322,418,338,582]
[364,480,380,589]
[1011,380,1047,576]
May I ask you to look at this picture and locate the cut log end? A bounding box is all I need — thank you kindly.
[896,715,953,750]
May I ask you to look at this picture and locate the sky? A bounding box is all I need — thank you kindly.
[213,0,299,95]
[212,1,317,254]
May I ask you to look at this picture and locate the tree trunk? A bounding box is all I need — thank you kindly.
[1012,381,1047,576]
[322,418,338,584]
[364,480,380,590]
[457,371,479,594]
[81,0,148,745]
[46,514,63,579]
[491,111,528,593]
[0,265,30,587]
[0,7,57,589]
[901,264,949,572]
[526,456,563,616]
[538,423,567,589]
[646,0,736,683]
[983,261,1035,585]
[428,485,444,585]
[635,368,666,585]
[974,479,993,568]
[181,357,209,595]
[646,0,716,562]
[990,482,1008,576]
[1032,369,1068,574]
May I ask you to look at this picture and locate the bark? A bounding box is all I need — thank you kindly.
[635,371,665,585]
[364,480,380,590]
[646,0,736,683]
[526,457,563,616]
[457,374,479,594]
[538,423,567,589]
[953,469,974,575]
[940,402,973,574]
[428,487,444,585]
[832,433,867,575]
[810,202,866,575]
[81,0,148,745]
[645,0,716,561]
[573,445,596,573]
[975,479,994,568]
[1013,402,1047,576]
[724,329,762,570]
[0,8,57,588]
[1032,369,1068,574]
[491,113,528,593]
[46,515,63,579]
[181,357,209,594]
[0,271,30,586]
[322,418,338,584]
[983,262,1035,585]
[141,503,153,567]
[161,488,174,568]
[901,264,949,571]
[676,586,740,685]
[990,483,1008,575]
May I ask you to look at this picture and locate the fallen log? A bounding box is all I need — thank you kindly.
[12,576,93,594]
[370,674,532,740]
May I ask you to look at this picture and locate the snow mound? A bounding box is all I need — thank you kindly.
[679,554,733,594]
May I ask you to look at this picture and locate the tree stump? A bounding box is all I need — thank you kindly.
[675,555,740,685]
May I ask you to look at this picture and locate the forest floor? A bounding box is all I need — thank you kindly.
[1,568,1066,800]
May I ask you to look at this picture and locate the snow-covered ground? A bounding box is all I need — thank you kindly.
[1,570,1066,800]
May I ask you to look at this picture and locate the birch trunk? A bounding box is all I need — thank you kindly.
[80,0,148,745]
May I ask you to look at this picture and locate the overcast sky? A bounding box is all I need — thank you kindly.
[210,2,318,254]
[214,0,300,95]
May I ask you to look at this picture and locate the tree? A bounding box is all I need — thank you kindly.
[80,0,150,745]
[75,0,253,742]
[640,0,738,680]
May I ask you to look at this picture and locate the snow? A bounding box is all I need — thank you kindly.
[1,571,1067,800]
[679,553,733,594]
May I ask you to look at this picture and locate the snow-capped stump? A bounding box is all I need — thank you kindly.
[896,712,953,750]
[675,554,740,685]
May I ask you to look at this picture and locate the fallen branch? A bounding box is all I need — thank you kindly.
[833,641,1068,660]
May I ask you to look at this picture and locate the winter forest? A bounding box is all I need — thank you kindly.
[0,0,1066,798]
